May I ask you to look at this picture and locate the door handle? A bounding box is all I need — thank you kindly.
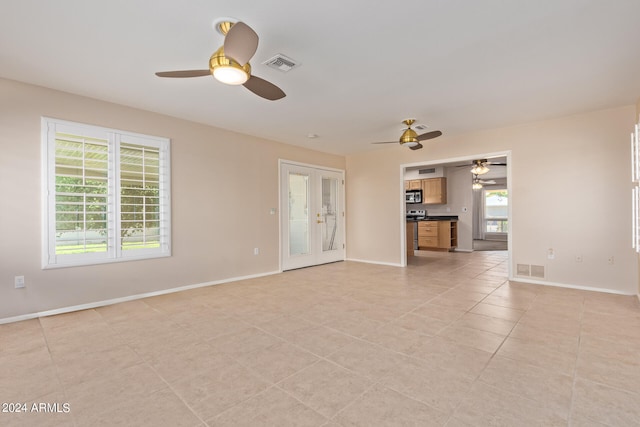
[317,220,324,224]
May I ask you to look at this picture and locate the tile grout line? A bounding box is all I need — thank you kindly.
[36,316,78,427]
[567,295,586,427]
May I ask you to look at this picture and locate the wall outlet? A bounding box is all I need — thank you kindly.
[575,255,583,263]
[253,248,259,255]
[269,208,277,215]
[547,248,555,260]
[14,275,25,288]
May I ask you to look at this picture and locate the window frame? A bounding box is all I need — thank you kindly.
[41,117,171,269]
[484,188,508,235]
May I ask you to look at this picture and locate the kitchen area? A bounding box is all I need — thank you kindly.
[405,157,509,259]
[405,173,460,258]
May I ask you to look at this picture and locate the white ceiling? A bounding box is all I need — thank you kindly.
[2,0,640,155]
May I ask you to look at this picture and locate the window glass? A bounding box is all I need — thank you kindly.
[485,189,508,233]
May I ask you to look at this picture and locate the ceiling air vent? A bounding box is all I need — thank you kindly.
[263,54,300,72]
[419,168,436,174]
[414,124,429,131]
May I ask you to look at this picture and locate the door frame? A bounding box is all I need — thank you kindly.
[399,150,512,276]
[278,159,346,271]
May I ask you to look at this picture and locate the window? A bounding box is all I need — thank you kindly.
[485,189,508,233]
[42,118,171,268]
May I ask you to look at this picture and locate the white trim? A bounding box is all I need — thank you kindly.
[278,159,346,271]
[508,276,635,296]
[346,258,403,267]
[42,116,169,142]
[399,167,407,266]
[0,270,281,325]
[278,159,344,174]
[453,249,474,253]
[42,252,172,269]
[0,313,40,325]
[41,117,171,269]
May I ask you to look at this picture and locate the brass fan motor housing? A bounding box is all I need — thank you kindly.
[216,20,234,36]
[399,128,419,145]
[399,119,419,145]
[209,46,252,76]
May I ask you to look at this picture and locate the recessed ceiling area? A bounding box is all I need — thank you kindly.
[1,1,640,155]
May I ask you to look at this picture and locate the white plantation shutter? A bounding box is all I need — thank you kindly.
[118,135,170,258]
[43,118,171,268]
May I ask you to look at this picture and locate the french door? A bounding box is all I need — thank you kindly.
[280,162,345,270]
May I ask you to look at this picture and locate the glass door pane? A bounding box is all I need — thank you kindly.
[288,172,310,256]
[321,177,339,252]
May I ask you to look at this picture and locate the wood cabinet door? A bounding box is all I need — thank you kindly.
[422,178,446,204]
[408,180,422,190]
[437,221,451,248]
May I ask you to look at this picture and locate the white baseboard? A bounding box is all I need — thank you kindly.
[346,258,403,267]
[0,270,281,325]
[453,249,473,253]
[509,276,635,296]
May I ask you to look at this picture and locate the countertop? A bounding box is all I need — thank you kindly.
[406,216,459,222]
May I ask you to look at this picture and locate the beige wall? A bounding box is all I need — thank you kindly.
[346,106,637,294]
[0,78,345,320]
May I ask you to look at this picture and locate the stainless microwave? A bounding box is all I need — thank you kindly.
[406,189,422,203]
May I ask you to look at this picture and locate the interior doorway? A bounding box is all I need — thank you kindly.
[280,161,345,270]
[401,152,512,269]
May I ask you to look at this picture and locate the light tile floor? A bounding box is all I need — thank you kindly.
[1,251,640,426]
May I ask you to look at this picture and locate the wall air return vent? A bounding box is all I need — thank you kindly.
[516,264,530,276]
[530,265,545,278]
[263,54,300,72]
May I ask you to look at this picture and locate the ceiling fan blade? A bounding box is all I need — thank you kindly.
[155,70,211,78]
[243,75,286,100]
[487,162,507,166]
[417,130,443,141]
[224,22,259,65]
[371,141,397,144]
[409,143,423,151]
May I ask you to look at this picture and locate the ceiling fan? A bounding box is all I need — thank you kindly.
[458,159,507,175]
[372,119,442,150]
[155,20,286,101]
[472,173,496,189]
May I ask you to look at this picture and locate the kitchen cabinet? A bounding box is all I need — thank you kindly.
[406,221,415,258]
[406,180,422,190]
[417,220,457,251]
[421,178,447,204]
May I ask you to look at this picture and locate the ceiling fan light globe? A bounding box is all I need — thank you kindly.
[403,141,419,148]
[470,165,490,175]
[213,66,249,85]
[210,46,251,85]
[472,182,483,190]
